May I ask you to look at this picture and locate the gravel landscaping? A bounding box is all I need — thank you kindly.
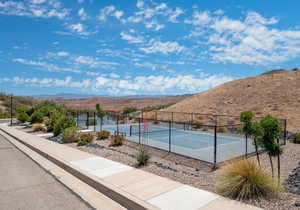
[15,125,300,210]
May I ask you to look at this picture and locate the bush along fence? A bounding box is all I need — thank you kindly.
[71,110,288,168]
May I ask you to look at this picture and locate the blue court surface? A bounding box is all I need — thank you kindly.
[97,123,256,163]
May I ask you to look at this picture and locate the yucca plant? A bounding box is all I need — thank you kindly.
[217,159,282,200]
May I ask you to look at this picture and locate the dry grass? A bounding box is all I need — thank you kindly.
[164,70,300,132]
[32,123,45,131]
[217,159,283,200]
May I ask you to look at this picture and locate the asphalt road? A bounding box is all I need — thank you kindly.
[0,134,93,210]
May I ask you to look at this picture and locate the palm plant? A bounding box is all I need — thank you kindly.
[240,111,255,157]
[96,103,106,131]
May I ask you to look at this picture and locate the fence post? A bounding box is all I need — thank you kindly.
[76,111,79,127]
[245,134,248,157]
[213,125,217,169]
[116,115,119,135]
[10,94,13,125]
[168,121,171,152]
[171,112,174,125]
[86,112,89,129]
[129,125,132,136]
[155,111,158,121]
[284,119,287,145]
[138,118,141,144]
[94,112,96,132]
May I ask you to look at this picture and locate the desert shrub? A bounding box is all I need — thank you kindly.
[291,133,300,144]
[53,115,76,136]
[122,106,138,115]
[110,134,124,147]
[97,130,110,140]
[86,119,97,126]
[217,159,282,200]
[217,126,228,133]
[202,127,208,131]
[193,121,203,129]
[62,127,80,143]
[17,111,29,123]
[30,111,43,124]
[118,119,125,124]
[77,140,88,146]
[153,120,159,124]
[32,123,45,131]
[136,148,151,167]
[80,133,94,143]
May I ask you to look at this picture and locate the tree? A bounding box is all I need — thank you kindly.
[259,115,283,182]
[240,111,255,157]
[122,106,138,115]
[96,103,106,131]
[251,122,263,167]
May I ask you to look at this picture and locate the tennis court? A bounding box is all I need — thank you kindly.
[101,122,256,163]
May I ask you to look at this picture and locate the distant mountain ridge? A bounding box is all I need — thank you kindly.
[32,93,193,99]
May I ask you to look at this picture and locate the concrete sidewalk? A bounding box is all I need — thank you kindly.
[0,124,262,210]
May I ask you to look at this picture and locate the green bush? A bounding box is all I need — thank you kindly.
[53,115,76,136]
[217,159,282,200]
[17,111,29,123]
[86,119,97,126]
[62,127,80,143]
[77,140,88,146]
[217,126,228,133]
[110,134,124,147]
[291,133,300,144]
[136,148,151,167]
[97,130,110,140]
[30,111,43,124]
[193,121,203,129]
[80,133,93,143]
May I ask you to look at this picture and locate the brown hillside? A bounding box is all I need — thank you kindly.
[164,70,300,133]
[54,95,189,112]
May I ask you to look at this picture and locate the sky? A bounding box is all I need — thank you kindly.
[1,0,300,96]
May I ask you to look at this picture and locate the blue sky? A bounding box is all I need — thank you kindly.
[1,0,300,96]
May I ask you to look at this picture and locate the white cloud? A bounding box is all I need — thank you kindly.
[12,58,80,73]
[0,0,69,19]
[140,40,185,54]
[98,5,124,22]
[187,11,300,65]
[120,31,144,43]
[73,55,118,68]
[78,8,88,20]
[57,51,69,56]
[1,73,233,94]
[128,0,183,31]
[68,23,92,36]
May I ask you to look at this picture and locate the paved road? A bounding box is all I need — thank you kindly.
[0,134,93,210]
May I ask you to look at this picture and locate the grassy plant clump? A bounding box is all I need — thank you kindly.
[17,111,29,123]
[77,140,88,146]
[217,159,282,200]
[193,121,203,129]
[136,148,151,167]
[291,133,300,144]
[110,134,125,147]
[62,127,80,143]
[217,126,228,133]
[32,123,45,131]
[80,133,93,143]
[86,119,97,126]
[97,130,110,140]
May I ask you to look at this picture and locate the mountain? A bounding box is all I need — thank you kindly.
[32,93,98,99]
[164,69,300,133]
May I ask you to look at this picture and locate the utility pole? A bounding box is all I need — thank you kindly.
[10,94,13,125]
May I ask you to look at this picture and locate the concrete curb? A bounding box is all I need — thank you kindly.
[0,125,158,210]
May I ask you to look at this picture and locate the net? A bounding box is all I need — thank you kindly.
[130,124,170,135]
